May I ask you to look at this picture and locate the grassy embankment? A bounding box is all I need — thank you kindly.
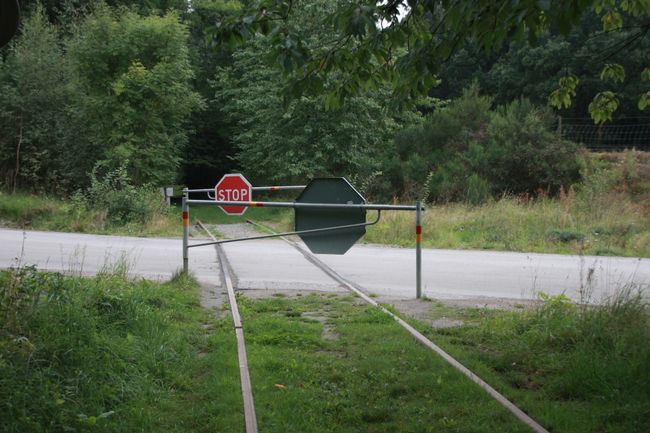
[0,268,243,432]
[0,192,291,237]
[255,151,650,257]
[371,151,650,257]
[2,267,648,432]
[1,151,649,256]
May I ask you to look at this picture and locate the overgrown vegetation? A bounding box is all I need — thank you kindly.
[423,289,650,433]
[0,267,242,433]
[371,85,581,202]
[0,4,201,192]
[3,266,648,432]
[0,165,177,236]
[363,150,650,257]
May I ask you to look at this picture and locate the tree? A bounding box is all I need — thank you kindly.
[66,6,203,186]
[214,35,398,184]
[433,11,649,122]
[213,0,405,185]
[214,0,650,122]
[0,6,70,192]
[389,85,581,203]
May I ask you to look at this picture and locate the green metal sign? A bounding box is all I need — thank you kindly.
[294,178,366,254]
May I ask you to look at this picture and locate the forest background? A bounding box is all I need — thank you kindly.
[0,0,648,205]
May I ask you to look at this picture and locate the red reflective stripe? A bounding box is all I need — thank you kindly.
[182,211,189,220]
[416,226,422,235]
[271,186,280,190]
[250,202,264,207]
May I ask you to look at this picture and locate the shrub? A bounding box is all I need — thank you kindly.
[81,162,167,226]
[485,98,580,195]
[387,86,581,203]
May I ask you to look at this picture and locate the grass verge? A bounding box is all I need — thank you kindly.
[3,270,648,432]
[413,290,650,433]
[0,192,292,238]
[0,193,178,237]
[364,195,650,257]
[0,268,242,433]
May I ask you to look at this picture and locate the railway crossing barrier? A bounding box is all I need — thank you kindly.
[182,174,424,298]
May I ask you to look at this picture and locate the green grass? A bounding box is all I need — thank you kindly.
[3,192,650,257]
[0,192,178,237]
[0,192,293,238]
[179,202,292,225]
[364,196,650,257]
[415,290,650,433]
[238,293,529,433]
[0,268,242,433]
[3,269,648,432]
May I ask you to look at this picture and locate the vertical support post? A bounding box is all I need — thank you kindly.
[416,201,422,299]
[182,188,189,274]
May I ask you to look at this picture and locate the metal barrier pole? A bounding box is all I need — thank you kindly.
[416,201,422,299]
[182,189,189,274]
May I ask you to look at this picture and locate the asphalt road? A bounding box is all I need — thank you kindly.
[2,228,649,302]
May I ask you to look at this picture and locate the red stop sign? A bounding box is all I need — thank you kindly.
[215,174,252,215]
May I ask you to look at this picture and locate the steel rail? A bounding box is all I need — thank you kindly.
[196,220,258,433]
[187,199,422,212]
[187,211,381,249]
[245,219,552,433]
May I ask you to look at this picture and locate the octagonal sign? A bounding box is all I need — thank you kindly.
[215,173,252,215]
[295,178,366,254]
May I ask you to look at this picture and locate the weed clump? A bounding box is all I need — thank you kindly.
[0,267,208,432]
[435,288,650,432]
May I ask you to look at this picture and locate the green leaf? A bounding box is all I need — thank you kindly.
[588,91,619,124]
[641,67,650,82]
[600,63,625,83]
[548,74,579,109]
[639,92,650,110]
[602,10,623,31]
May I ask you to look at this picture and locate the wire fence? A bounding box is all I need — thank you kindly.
[557,117,650,151]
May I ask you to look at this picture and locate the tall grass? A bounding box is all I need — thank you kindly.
[0,267,241,432]
[365,188,650,257]
[0,192,179,236]
[428,287,650,432]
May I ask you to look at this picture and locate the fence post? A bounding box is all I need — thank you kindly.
[416,201,422,299]
[182,188,189,274]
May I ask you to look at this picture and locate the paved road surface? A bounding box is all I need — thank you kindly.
[0,229,221,285]
[1,228,648,302]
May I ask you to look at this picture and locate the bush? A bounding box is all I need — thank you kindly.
[485,98,580,195]
[81,162,167,225]
[386,85,581,203]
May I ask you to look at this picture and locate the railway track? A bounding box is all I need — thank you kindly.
[196,219,550,433]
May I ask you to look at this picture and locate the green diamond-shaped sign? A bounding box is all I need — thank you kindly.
[295,178,366,254]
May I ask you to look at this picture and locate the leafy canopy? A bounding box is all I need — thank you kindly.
[213,0,650,122]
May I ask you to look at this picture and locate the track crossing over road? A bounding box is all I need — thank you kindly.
[232,220,551,433]
[2,227,649,432]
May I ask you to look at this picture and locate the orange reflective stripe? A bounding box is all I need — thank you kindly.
[250,202,264,207]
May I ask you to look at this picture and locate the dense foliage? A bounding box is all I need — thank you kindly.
[213,28,401,184]
[0,0,648,204]
[375,86,581,202]
[218,0,650,122]
[0,5,200,193]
